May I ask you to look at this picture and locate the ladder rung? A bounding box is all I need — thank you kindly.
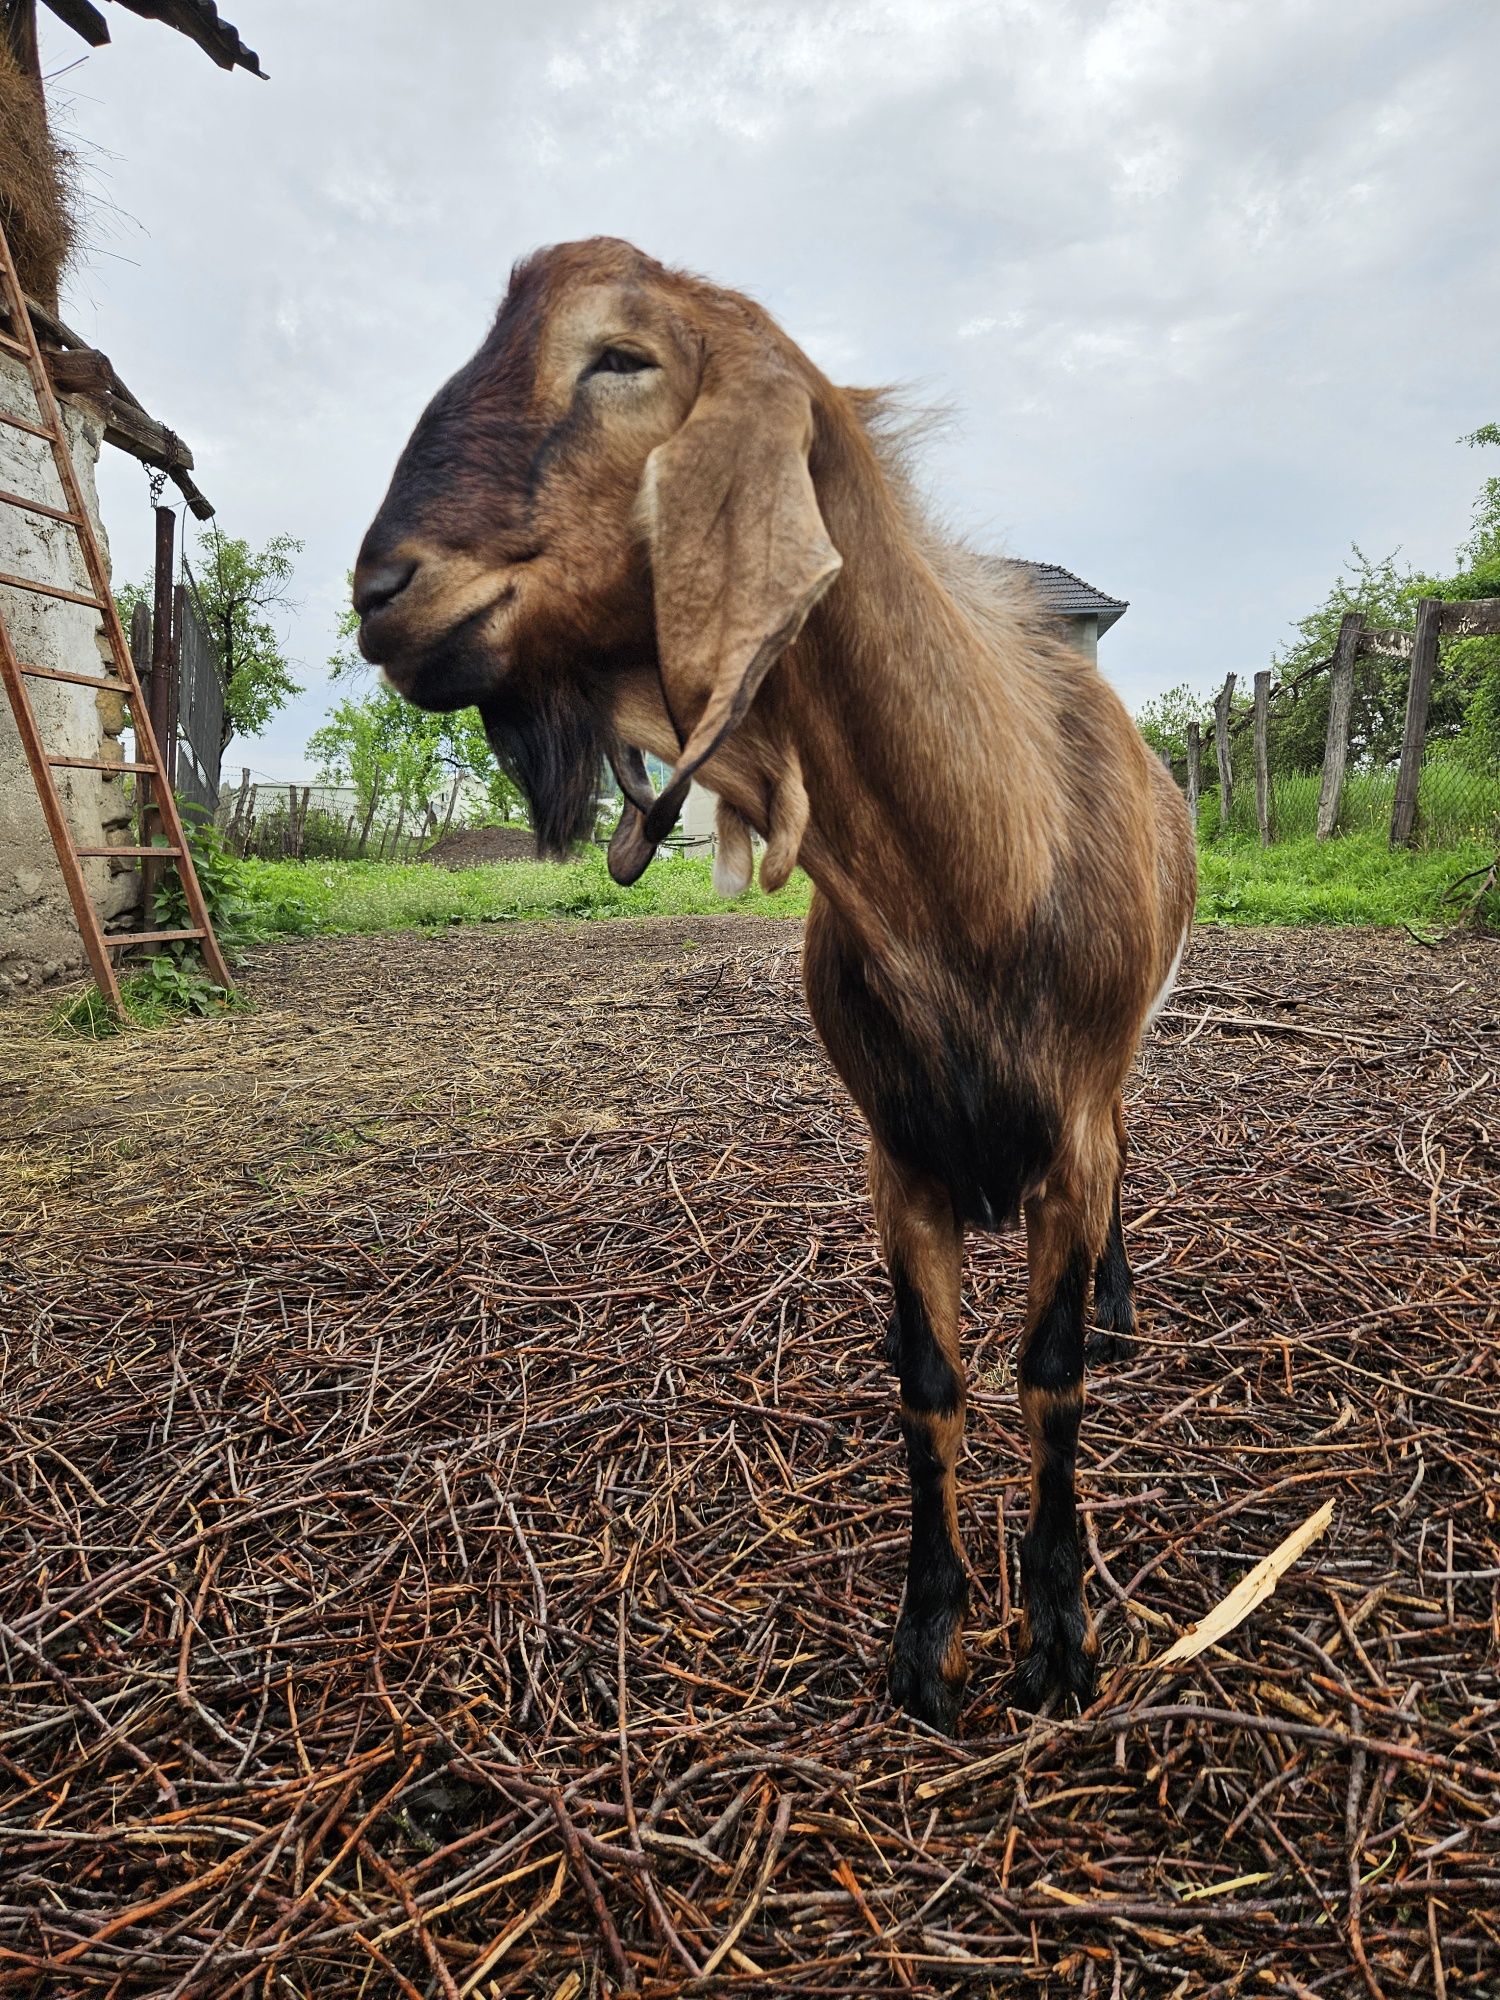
[0,486,82,525]
[19,660,133,693]
[48,755,155,773]
[0,407,54,441]
[0,569,106,609]
[105,929,205,948]
[75,845,182,859]
[0,327,30,356]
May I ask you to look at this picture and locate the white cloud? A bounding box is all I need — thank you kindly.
[36,0,1500,775]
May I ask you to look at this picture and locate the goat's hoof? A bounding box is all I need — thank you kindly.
[888,1623,967,1734]
[1087,1290,1135,1364]
[1011,1638,1097,1714]
[1086,1326,1133,1365]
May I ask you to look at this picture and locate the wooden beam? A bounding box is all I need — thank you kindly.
[1316,612,1361,841]
[2,0,42,83]
[38,0,109,45]
[1437,597,1500,640]
[3,299,215,517]
[1356,626,1411,661]
[112,0,265,78]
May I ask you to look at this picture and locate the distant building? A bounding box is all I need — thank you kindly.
[1000,559,1128,667]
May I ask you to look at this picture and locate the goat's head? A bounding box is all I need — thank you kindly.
[355,237,842,865]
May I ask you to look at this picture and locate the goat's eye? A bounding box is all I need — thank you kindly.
[585,347,654,379]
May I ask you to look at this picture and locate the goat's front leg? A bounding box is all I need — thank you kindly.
[1088,1093,1135,1363]
[1014,1184,1101,1710]
[871,1145,969,1732]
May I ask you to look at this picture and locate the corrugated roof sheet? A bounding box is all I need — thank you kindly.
[985,557,1129,635]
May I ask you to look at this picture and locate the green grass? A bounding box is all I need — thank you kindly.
[1218,753,1500,848]
[239,845,814,936]
[1197,830,1494,928]
[232,828,1496,942]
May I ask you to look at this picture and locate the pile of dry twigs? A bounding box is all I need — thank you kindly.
[2,922,1497,1995]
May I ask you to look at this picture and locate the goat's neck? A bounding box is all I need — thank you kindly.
[783,460,1056,942]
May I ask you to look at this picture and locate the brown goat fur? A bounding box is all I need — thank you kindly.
[355,237,1196,1728]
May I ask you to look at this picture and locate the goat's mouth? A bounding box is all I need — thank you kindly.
[365,586,521,713]
[376,618,509,713]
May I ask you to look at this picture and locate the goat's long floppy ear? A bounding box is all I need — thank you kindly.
[632,362,841,861]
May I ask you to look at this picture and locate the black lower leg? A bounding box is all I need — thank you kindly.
[886,1267,968,1731]
[1089,1181,1135,1362]
[1015,1245,1096,1709]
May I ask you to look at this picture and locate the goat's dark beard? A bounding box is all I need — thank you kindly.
[478,666,610,859]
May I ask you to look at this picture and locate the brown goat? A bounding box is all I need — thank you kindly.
[354,238,1196,1729]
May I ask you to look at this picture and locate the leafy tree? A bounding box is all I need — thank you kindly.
[1262,545,1432,772]
[117,527,303,752]
[1433,425,1500,763]
[1134,683,1215,766]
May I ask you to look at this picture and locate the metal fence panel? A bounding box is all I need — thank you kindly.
[173,581,224,820]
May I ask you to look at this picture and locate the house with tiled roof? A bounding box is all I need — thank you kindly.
[988,558,1128,666]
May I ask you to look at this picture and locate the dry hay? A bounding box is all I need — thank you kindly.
[1,918,1498,1996]
[0,44,77,311]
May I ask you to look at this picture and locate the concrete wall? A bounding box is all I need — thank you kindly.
[1064,613,1099,665]
[0,352,139,997]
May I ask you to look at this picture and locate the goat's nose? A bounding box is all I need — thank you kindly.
[353,556,418,620]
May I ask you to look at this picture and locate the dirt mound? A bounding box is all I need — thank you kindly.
[419,823,549,867]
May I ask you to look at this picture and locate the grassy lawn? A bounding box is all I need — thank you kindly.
[1196,831,1495,927]
[234,829,1497,940]
[240,845,813,936]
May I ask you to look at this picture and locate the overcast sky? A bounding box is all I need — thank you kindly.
[40,0,1500,782]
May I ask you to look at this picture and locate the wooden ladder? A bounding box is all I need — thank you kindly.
[0,219,232,1014]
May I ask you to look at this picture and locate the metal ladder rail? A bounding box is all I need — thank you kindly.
[0,221,233,1010]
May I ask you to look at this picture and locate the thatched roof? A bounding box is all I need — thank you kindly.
[0,35,75,308]
[38,0,264,78]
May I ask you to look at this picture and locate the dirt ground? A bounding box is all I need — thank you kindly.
[2,918,1498,1995]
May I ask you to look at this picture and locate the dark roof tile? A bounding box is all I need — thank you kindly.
[982,556,1128,635]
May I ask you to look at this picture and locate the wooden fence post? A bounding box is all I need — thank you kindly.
[1316,613,1363,840]
[290,784,312,858]
[1391,597,1441,848]
[1185,721,1202,829]
[357,771,382,858]
[226,767,251,846]
[1213,673,1236,834]
[1252,669,1272,846]
[438,775,462,845]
